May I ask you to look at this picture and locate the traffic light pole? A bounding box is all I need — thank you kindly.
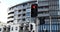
[37,0,38,4]
[36,0,38,32]
[36,17,38,32]
[30,9,32,32]
[50,16,52,32]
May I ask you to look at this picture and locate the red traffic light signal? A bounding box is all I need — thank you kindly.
[31,4,37,9]
[31,4,38,17]
[32,5,36,9]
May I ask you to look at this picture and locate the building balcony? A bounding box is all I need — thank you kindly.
[22,16,26,18]
[8,18,14,21]
[18,11,22,14]
[23,5,29,9]
[49,5,59,11]
[8,14,14,17]
[26,15,31,18]
[22,11,26,14]
[18,5,30,9]
[38,13,49,17]
[8,10,14,13]
[38,3,49,7]
[38,8,49,12]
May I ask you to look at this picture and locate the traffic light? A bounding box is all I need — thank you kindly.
[31,4,38,17]
[39,17,45,25]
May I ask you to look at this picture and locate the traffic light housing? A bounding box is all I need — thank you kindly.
[39,17,45,25]
[31,4,38,17]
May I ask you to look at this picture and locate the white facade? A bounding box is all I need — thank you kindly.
[10,24,20,32]
[0,26,4,32]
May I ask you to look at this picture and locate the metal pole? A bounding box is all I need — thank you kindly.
[50,16,51,32]
[30,5,31,32]
[35,17,37,32]
[36,0,38,32]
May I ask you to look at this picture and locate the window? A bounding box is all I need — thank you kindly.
[8,26,10,31]
[9,8,11,10]
[38,6,49,9]
[18,14,21,17]
[20,27,23,30]
[26,12,30,16]
[14,10,17,12]
[0,28,1,31]
[8,12,14,15]
[18,19,21,22]
[16,27,18,30]
[23,14,25,16]
[23,9,26,11]
[22,18,25,21]
[12,27,13,31]
[10,20,13,22]
[23,4,25,6]
[23,3,27,6]
[44,6,49,8]
[7,21,10,23]
[18,10,21,12]
[26,17,31,22]
[4,28,6,30]
[38,11,49,14]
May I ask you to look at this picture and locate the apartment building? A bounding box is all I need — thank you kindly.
[7,0,60,32]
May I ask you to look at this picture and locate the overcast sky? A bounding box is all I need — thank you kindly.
[0,0,29,23]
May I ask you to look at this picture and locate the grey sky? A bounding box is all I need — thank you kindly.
[1,0,29,7]
[0,0,29,23]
